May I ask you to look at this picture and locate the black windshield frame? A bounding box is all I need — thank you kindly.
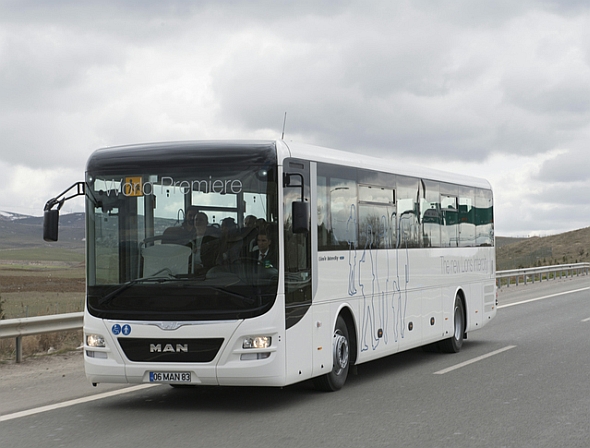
[85,141,279,321]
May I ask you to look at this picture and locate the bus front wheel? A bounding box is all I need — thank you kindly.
[313,316,350,392]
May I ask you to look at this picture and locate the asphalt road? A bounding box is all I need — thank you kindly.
[1,275,589,448]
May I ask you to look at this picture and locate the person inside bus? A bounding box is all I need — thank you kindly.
[242,215,258,252]
[244,214,257,230]
[162,208,218,270]
[215,217,243,266]
[252,229,277,269]
[192,212,220,270]
[162,205,201,245]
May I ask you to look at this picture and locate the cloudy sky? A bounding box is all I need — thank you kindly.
[1,0,589,236]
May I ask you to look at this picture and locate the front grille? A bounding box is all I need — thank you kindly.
[118,338,224,363]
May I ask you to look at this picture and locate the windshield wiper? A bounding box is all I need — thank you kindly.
[204,286,256,305]
[98,269,182,306]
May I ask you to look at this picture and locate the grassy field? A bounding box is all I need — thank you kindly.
[0,247,85,361]
[0,246,84,263]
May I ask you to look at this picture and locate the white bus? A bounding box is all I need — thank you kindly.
[44,140,496,391]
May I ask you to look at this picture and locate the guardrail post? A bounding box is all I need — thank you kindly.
[0,312,84,362]
[16,336,22,363]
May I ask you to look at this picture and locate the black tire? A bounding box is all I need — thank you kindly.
[438,295,465,353]
[313,316,350,392]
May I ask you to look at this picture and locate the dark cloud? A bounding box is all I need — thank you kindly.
[535,150,590,183]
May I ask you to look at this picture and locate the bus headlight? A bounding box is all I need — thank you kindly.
[86,334,106,348]
[243,336,271,349]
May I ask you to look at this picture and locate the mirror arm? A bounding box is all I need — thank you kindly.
[44,182,86,211]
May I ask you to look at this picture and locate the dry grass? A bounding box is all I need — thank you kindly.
[496,227,590,270]
[0,331,83,363]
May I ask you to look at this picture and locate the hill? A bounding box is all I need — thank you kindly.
[0,212,84,251]
[496,227,590,270]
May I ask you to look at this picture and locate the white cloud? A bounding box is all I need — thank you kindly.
[0,161,84,215]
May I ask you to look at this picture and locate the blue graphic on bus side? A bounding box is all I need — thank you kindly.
[111,324,121,335]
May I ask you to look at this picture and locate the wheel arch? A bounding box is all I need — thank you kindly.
[336,305,358,367]
[455,287,467,337]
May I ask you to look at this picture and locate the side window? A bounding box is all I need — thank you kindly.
[358,185,395,249]
[317,163,358,251]
[421,180,441,248]
[441,194,458,247]
[317,175,331,249]
[458,187,475,247]
[397,177,420,248]
[475,188,494,246]
[330,177,358,249]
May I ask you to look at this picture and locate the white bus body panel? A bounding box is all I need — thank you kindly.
[314,246,495,366]
[85,300,289,387]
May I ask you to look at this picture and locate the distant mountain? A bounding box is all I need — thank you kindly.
[0,210,33,221]
[0,211,85,250]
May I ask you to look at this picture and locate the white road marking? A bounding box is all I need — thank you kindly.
[582,317,590,322]
[497,287,590,309]
[433,345,517,375]
[0,384,158,422]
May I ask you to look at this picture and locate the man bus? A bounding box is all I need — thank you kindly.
[44,140,496,391]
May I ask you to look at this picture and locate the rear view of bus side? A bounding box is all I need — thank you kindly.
[44,140,496,391]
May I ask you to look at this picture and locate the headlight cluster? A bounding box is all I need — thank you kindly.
[242,336,271,349]
[86,334,106,348]
[241,336,272,360]
[85,334,108,359]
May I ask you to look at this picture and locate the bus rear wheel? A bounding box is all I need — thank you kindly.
[313,316,350,392]
[438,295,465,353]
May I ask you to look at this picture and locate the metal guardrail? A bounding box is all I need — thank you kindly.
[1,262,589,363]
[496,263,590,288]
[0,312,83,363]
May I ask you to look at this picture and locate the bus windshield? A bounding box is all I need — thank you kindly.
[85,151,279,321]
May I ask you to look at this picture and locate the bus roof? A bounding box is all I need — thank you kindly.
[87,139,491,191]
[282,140,492,190]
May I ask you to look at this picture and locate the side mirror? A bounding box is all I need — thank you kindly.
[43,209,60,242]
[42,182,86,243]
[292,201,310,234]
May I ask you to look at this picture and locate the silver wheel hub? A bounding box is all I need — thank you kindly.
[333,330,349,375]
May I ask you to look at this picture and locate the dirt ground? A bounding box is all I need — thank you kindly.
[0,273,85,293]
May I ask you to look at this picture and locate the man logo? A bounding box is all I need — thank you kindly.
[150,343,189,353]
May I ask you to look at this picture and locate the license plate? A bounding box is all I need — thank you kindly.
[149,372,191,383]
